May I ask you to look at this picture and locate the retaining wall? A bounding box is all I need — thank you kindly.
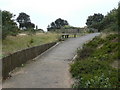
[2,42,57,79]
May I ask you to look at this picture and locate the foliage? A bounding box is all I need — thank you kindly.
[72,73,112,88]
[86,6,118,32]
[27,38,34,47]
[63,25,73,29]
[2,10,18,39]
[86,13,104,31]
[62,25,80,29]
[47,18,69,31]
[100,9,118,32]
[70,33,119,88]
[76,47,94,60]
[71,59,119,88]
[16,12,35,30]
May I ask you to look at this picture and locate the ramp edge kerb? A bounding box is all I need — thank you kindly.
[33,42,61,60]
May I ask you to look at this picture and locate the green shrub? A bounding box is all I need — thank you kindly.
[72,73,112,88]
[92,34,118,61]
[29,38,34,44]
[77,47,94,60]
[27,38,34,47]
[85,36,105,48]
[70,59,110,78]
[70,59,119,88]
[70,33,119,88]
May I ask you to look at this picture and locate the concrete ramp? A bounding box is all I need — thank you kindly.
[3,33,100,88]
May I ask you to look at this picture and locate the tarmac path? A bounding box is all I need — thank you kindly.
[3,33,100,88]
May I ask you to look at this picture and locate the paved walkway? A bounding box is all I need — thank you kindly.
[3,33,100,88]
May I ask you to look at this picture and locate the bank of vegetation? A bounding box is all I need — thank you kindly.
[70,33,119,88]
[70,3,119,88]
[1,10,62,58]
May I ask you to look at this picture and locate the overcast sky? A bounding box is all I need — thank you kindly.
[0,0,119,31]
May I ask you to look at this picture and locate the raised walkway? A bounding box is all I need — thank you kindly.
[3,33,100,88]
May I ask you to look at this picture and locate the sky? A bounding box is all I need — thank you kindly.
[0,0,119,31]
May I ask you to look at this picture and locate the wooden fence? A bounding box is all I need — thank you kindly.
[2,42,57,79]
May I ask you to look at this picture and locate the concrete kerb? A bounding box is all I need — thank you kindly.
[68,52,78,87]
[70,37,95,63]
[68,45,85,86]
[72,54,77,61]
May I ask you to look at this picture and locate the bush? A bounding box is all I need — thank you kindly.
[77,47,94,60]
[70,59,110,78]
[92,34,118,61]
[70,59,119,88]
[2,10,19,39]
[70,33,119,88]
[85,36,105,48]
[72,73,112,88]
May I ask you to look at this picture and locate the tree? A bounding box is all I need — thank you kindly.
[86,13,104,30]
[16,12,34,29]
[96,8,118,32]
[51,22,56,29]
[25,22,35,29]
[2,10,18,39]
[47,18,69,31]
[86,5,118,32]
[55,18,69,29]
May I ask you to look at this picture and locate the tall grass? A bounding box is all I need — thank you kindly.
[2,32,60,56]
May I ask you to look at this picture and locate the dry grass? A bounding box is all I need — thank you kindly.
[2,32,60,56]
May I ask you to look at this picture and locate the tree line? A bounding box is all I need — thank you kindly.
[1,2,119,39]
[47,3,119,32]
[1,11,39,39]
[47,18,69,31]
[86,7,119,32]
